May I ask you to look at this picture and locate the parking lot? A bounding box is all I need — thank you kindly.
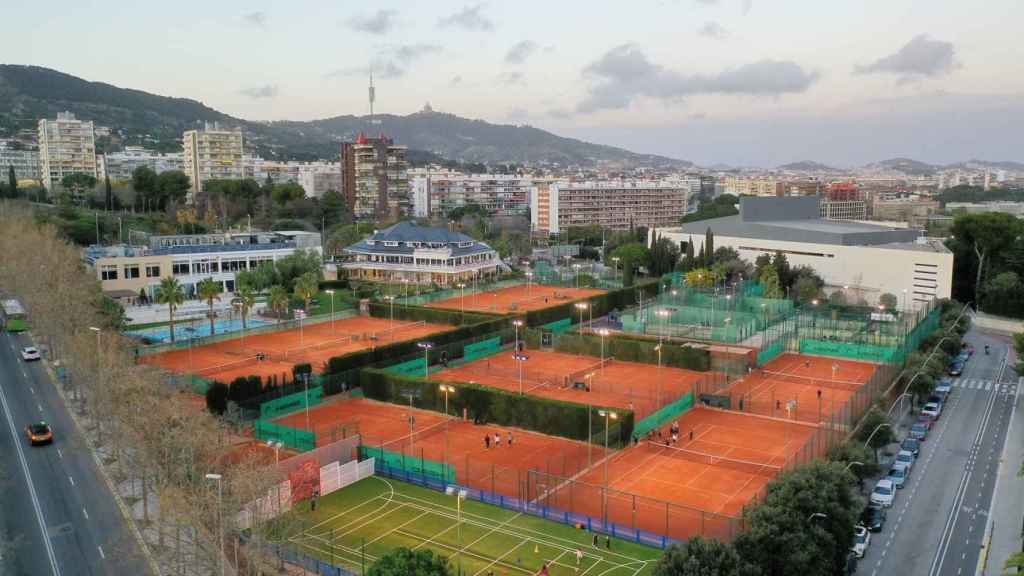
[855,329,1018,575]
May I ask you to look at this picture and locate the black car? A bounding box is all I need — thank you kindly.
[861,503,887,532]
[901,437,921,457]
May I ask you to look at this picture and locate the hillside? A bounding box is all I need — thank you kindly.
[864,157,938,176]
[0,65,688,167]
[776,160,841,172]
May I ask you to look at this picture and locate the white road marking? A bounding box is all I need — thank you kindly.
[97,545,105,559]
[56,448,62,459]
[82,508,89,520]
[68,475,75,487]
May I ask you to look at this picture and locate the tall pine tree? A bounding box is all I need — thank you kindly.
[705,227,715,265]
[104,173,112,211]
[7,166,16,198]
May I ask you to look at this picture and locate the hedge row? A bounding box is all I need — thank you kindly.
[540,330,711,372]
[523,279,661,327]
[360,368,635,448]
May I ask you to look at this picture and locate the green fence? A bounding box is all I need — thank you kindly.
[260,386,323,420]
[254,419,315,452]
[798,339,900,363]
[384,357,428,378]
[463,337,503,362]
[756,340,785,366]
[359,445,456,483]
[633,392,695,438]
[542,318,573,334]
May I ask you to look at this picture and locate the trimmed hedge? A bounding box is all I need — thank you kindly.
[544,331,711,372]
[523,279,661,327]
[360,368,634,448]
[368,301,504,326]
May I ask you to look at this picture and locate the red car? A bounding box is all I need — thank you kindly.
[915,416,933,430]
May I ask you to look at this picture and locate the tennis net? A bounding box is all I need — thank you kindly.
[567,357,614,385]
[760,369,863,393]
[457,359,565,388]
[380,418,451,454]
[193,356,260,378]
[647,441,782,478]
[274,334,356,360]
[373,320,427,341]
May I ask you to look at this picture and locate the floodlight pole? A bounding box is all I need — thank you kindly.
[325,289,336,335]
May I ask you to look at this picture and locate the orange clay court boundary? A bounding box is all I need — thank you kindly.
[723,352,879,424]
[425,283,605,314]
[548,406,819,542]
[271,397,597,497]
[427,348,706,420]
[141,316,455,384]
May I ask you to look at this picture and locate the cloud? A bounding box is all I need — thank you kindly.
[449,75,463,86]
[547,108,571,120]
[577,44,818,113]
[506,107,529,121]
[346,10,398,35]
[499,71,525,86]
[242,11,266,28]
[689,112,708,120]
[698,21,728,39]
[742,0,752,14]
[438,4,494,31]
[695,0,718,4]
[325,44,441,79]
[855,34,957,82]
[505,40,538,64]
[239,84,279,99]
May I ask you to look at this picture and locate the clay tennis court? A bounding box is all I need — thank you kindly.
[427,349,705,420]
[724,353,878,424]
[141,316,454,383]
[425,284,605,314]
[272,397,596,497]
[539,407,817,542]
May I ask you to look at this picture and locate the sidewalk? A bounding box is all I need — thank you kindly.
[981,375,1024,575]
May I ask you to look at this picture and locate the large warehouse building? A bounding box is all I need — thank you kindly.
[653,197,952,309]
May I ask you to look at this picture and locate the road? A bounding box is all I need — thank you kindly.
[860,329,1017,576]
[0,331,149,575]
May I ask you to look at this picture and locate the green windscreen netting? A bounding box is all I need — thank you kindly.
[255,419,315,452]
[633,392,695,438]
[359,445,456,483]
[260,386,323,419]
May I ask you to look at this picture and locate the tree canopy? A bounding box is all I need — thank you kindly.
[367,547,451,576]
[653,537,757,576]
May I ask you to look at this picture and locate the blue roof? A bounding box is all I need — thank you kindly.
[345,221,495,257]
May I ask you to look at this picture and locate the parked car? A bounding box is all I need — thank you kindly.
[895,449,915,471]
[915,416,934,431]
[956,351,970,363]
[20,346,40,361]
[928,392,946,407]
[888,464,909,488]
[934,386,951,401]
[962,343,975,356]
[922,402,941,420]
[948,362,964,376]
[871,479,896,507]
[851,525,871,558]
[861,503,887,532]
[909,422,929,441]
[901,437,921,457]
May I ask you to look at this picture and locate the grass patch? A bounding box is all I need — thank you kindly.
[286,476,661,575]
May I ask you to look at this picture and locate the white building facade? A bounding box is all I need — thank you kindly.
[38,112,97,190]
[0,142,41,184]
[182,124,244,196]
[100,147,184,182]
[531,180,692,234]
[410,171,534,219]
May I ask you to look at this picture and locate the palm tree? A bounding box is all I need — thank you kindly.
[234,286,257,331]
[268,285,289,324]
[154,277,185,343]
[196,277,221,337]
[293,272,319,347]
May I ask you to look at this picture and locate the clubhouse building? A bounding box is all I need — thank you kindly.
[341,221,503,286]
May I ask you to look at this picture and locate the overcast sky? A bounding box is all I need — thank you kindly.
[7,0,1023,167]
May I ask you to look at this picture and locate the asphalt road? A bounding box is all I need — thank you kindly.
[0,331,148,575]
[860,329,1016,576]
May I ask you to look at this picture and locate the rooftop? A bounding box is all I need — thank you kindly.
[672,196,922,247]
[345,221,495,257]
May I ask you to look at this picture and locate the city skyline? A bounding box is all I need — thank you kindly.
[6,0,1023,166]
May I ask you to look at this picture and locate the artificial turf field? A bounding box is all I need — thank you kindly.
[289,475,661,575]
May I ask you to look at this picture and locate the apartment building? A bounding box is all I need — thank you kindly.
[182,123,244,197]
[85,231,322,300]
[945,202,1024,218]
[99,147,184,182]
[410,171,534,218]
[341,132,409,220]
[820,199,867,221]
[0,141,41,184]
[38,112,97,191]
[720,176,779,197]
[341,221,501,286]
[872,196,942,227]
[531,181,691,234]
[245,157,342,198]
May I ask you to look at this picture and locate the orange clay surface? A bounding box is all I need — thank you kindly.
[141,316,454,383]
[723,352,878,424]
[544,406,818,542]
[425,284,605,314]
[271,397,597,498]
[428,349,706,420]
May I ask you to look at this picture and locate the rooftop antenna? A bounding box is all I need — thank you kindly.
[368,71,380,126]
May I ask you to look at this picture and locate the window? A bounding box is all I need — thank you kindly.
[124,265,140,279]
[145,264,161,278]
[100,265,118,281]
[172,262,190,275]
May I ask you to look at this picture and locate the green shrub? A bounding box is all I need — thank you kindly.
[548,331,710,371]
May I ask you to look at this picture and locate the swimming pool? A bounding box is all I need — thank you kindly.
[125,318,272,343]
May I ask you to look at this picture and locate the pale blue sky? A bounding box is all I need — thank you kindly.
[6,0,1023,166]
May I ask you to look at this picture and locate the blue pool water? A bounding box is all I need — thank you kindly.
[126,318,272,343]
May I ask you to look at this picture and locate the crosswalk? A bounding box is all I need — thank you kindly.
[950,378,1018,395]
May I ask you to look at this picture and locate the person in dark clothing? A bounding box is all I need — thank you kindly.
[485,435,491,449]
[605,536,611,549]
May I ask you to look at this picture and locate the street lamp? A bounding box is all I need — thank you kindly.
[513,350,529,394]
[598,328,609,373]
[808,512,828,523]
[457,283,466,314]
[525,271,533,295]
[654,343,663,407]
[446,486,468,576]
[417,341,434,378]
[575,302,588,332]
[598,410,618,485]
[573,263,581,289]
[205,473,225,576]
[863,423,891,449]
[513,319,524,351]
[384,295,395,331]
[612,256,620,281]
[324,289,336,335]
[439,384,455,416]
[844,461,863,473]
[265,440,283,465]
